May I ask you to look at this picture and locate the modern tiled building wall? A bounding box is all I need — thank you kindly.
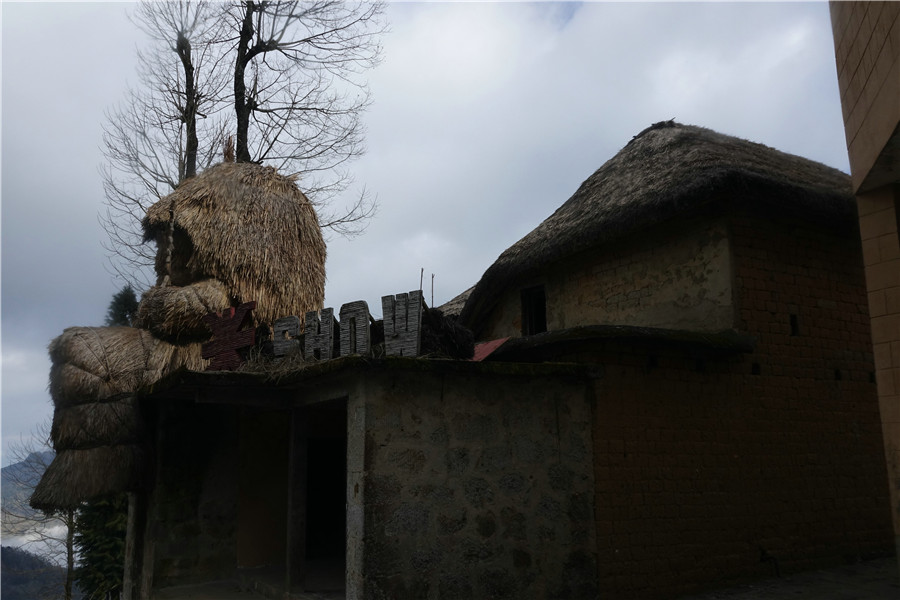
[831,0,900,558]
[831,1,900,192]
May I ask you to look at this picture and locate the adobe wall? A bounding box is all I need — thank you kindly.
[579,213,893,598]
[354,364,597,600]
[479,218,734,340]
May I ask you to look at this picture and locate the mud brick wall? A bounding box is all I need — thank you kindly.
[354,364,596,600]
[480,219,734,340]
[581,212,893,599]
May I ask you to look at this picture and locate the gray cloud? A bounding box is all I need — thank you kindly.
[2,2,848,462]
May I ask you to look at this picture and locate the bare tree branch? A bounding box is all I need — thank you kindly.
[1,421,76,599]
[101,0,385,288]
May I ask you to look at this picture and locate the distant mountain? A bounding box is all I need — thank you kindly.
[2,450,54,489]
[1,545,68,600]
[2,450,54,522]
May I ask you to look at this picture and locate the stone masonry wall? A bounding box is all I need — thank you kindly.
[357,364,596,600]
[147,401,239,589]
[579,212,893,598]
[480,219,734,341]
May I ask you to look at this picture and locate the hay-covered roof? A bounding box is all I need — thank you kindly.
[459,121,855,333]
[437,286,474,318]
[143,161,326,325]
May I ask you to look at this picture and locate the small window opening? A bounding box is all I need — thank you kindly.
[834,369,843,381]
[521,285,547,336]
[348,318,357,354]
[790,314,799,337]
[695,358,706,373]
[751,363,761,376]
[646,355,658,370]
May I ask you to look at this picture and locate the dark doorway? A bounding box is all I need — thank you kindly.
[302,402,347,592]
[237,409,290,571]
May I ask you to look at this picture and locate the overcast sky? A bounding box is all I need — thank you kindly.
[1,1,849,465]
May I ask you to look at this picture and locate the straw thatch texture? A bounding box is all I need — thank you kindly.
[421,308,475,359]
[437,286,474,319]
[51,395,140,450]
[30,446,142,510]
[143,161,326,326]
[38,163,325,508]
[459,122,855,333]
[48,326,206,409]
[134,279,231,343]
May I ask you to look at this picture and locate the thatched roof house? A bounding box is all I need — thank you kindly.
[143,161,326,326]
[459,121,855,336]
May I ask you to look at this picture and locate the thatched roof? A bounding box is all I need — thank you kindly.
[30,445,142,510]
[48,326,206,409]
[459,121,855,333]
[437,286,474,319]
[143,161,326,325]
[38,327,206,509]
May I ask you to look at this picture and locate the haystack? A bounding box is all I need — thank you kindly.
[34,162,327,509]
[47,326,206,408]
[134,279,231,343]
[143,161,326,326]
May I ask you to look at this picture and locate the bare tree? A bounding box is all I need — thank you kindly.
[2,422,76,600]
[100,1,230,288]
[101,0,385,288]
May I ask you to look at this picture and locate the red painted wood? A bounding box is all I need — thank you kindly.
[201,301,257,371]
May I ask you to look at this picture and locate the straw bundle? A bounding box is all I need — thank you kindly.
[51,395,140,450]
[48,326,206,409]
[143,161,326,326]
[134,278,231,343]
[30,446,142,510]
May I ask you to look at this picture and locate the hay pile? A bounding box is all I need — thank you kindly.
[421,308,474,359]
[32,327,206,509]
[134,279,231,343]
[143,162,326,326]
[33,162,327,509]
[47,326,206,406]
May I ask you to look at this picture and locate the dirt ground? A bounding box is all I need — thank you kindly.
[679,556,900,600]
[152,557,899,599]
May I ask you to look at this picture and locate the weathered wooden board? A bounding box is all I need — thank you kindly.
[305,308,339,360]
[273,315,302,357]
[202,302,256,371]
[339,301,371,357]
[382,291,424,357]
